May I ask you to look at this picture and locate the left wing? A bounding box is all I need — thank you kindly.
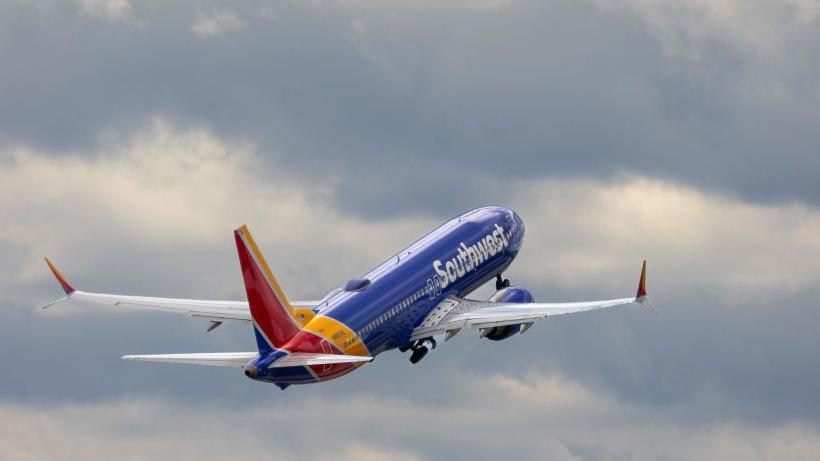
[411,261,650,342]
[41,258,318,328]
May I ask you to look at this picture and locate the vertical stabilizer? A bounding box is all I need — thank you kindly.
[234,225,300,353]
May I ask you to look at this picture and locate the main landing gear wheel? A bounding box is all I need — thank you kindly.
[496,274,511,290]
[408,337,436,364]
[410,346,428,364]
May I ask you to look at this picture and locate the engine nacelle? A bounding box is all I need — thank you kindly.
[482,286,534,341]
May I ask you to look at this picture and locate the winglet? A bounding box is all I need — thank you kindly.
[44,257,75,295]
[636,260,647,299]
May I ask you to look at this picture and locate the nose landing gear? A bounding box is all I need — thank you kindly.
[496,274,511,290]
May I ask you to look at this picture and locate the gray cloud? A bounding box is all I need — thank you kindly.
[2,0,819,219]
[3,371,820,461]
[2,2,820,459]
[1,124,820,432]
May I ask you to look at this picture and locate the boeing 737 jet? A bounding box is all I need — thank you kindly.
[43,206,649,389]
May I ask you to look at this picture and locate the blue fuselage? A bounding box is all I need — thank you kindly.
[318,206,525,355]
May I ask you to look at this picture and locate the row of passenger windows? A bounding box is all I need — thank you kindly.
[357,285,432,337]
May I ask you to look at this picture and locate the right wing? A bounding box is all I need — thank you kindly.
[42,258,318,327]
[412,261,651,341]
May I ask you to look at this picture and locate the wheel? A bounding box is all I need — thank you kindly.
[409,346,428,364]
[496,275,511,290]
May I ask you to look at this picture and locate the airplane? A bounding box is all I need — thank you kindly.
[43,206,650,390]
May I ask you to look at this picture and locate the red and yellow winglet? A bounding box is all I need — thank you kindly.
[636,260,647,299]
[44,257,75,295]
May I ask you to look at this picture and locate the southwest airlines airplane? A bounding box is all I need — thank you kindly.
[43,206,649,390]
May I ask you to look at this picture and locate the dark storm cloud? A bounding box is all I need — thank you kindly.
[2,0,819,219]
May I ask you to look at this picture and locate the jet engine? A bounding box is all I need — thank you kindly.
[481,286,534,341]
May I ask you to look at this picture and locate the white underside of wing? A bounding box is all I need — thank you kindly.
[411,296,640,341]
[122,352,258,367]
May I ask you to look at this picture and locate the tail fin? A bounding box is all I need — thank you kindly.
[234,225,300,353]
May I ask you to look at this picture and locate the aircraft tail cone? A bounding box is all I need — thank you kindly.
[244,365,259,379]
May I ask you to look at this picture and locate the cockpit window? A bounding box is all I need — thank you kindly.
[344,278,371,292]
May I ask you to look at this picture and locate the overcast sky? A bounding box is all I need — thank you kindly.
[2,1,820,460]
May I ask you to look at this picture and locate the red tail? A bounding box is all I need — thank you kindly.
[234,225,300,349]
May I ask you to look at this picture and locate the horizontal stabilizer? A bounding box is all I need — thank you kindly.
[270,353,374,368]
[122,352,257,367]
[121,352,373,369]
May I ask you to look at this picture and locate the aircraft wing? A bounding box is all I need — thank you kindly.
[411,261,651,342]
[41,258,318,327]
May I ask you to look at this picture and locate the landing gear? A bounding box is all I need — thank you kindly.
[496,274,511,290]
[410,346,428,364]
[407,337,436,364]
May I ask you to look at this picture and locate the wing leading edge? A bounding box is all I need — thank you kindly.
[411,261,650,341]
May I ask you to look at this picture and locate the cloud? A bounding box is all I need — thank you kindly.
[596,0,820,59]
[0,118,436,305]
[1,120,820,428]
[0,3,819,457]
[2,372,820,460]
[191,9,244,37]
[510,176,820,305]
[4,119,819,308]
[3,0,820,218]
[78,0,145,27]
